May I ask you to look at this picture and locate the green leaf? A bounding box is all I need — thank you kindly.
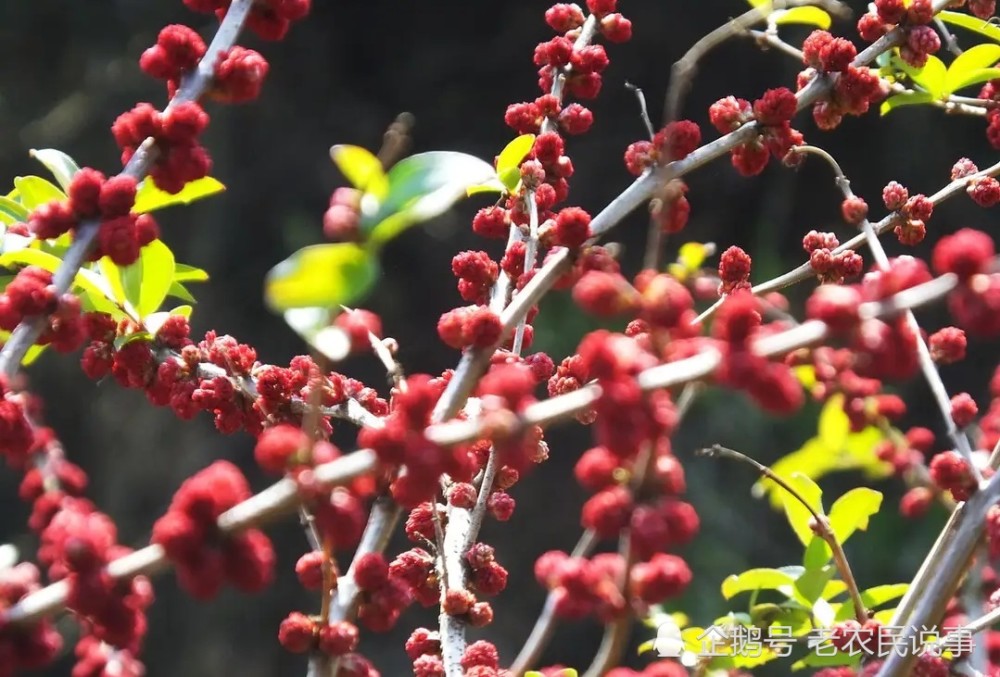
[945,43,1000,93]
[495,134,536,192]
[167,281,196,304]
[98,257,128,306]
[118,240,175,319]
[0,249,115,311]
[828,487,883,544]
[0,196,30,225]
[282,307,350,362]
[29,149,80,191]
[803,535,832,569]
[938,10,1000,44]
[132,176,226,214]
[834,583,909,622]
[781,473,824,547]
[330,145,389,202]
[792,651,860,671]
[721,568,797,600]
[466,178,507,197]
[13,176,65,209]
[364,151,497,246]
[818,394,849,451]
[173,263,209,283]
[946,67,1000,94]
[880,91,934,115]
[891,54,948,98]
[264,243,379,311]
[793,564,835,606]
[773,6,831,29]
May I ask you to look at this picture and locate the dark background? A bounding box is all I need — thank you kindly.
[0,1,995,675]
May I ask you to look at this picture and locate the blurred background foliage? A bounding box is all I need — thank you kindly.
[0,1,993,674]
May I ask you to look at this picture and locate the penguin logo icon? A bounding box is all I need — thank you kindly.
[654,616,684,658]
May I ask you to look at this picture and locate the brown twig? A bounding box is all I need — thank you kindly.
[697,444,869,625]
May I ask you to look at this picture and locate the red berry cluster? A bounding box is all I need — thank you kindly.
[713,293,804,414]
[858,0,943,67]
[357,374,476,507]
[278,613,361,657]
[112,102,212,194]
[150,460,275,599]
[709,88,804,176]
[40,499,153,652]
[182,0,311,41]
[79,313,386,436]
[0,563,64,674]
[0,267,87,355]
[933,228,1000,337]
[803,231,864,284]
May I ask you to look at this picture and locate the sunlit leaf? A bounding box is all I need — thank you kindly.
[793,564,835,606]
[880,91,934,115]
[173,263,209,283]
[13,176,65,210]
[803,535,832,569]
[938,10,1000,43]
[828,487,883,544]
[98,257,127,306]
[834,583,909,621]
[119,240,175,319]
[283,307,350,362]
[330,145,389,202]
[0,249,117,313]
[0,196,30,225]
[794,365,817,389]
[0,330,47,366]
[364,151,496,246]
[29,148,80,191]
[792,650,860,671]
[167,281,196,304]
[781,473,824,547]
[818,394,849,451]
[773,6,831,28]
[891,54,947,98]
[946,66,1000,94]
[945,43,1000,93]
[495,134,535,192]
[466,177,507,196]
[132,176,226,214]
[721,568,797,600]
[264,243,379,311]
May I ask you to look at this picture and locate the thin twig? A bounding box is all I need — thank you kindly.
[697,444,869,624]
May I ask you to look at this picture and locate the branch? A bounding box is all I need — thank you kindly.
[697,444,868,625]
[4,449,378,628]
[787,144,982,482]
[694,158,1000,324]
[663,0,852,123]
[0,0,256,378]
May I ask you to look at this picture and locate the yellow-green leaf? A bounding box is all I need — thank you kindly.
[29,148,80,191]
[946,67,1000,95]
[119,239,175,319]
[98,257,128,307]
[880,91,934,115]
[466,177,507,197]
[721,568,797,599]
[0,196,30,225]
[782,473,824,547]
[834,583,908,621]
[945,43,1000,93]
[828,487,883,544]
[938,10,1000,44]
[495,134,535,192]
[264,243,379,311]
[818,394,849,451]
[365,151,496,246]
[0,249,121,315]
[330,145,389,202]
[167,281,196,304]
[891,54,948,98]
[173,263,209,283]
[774,6,831,29]
[13,176,65,210]
[133,176,226,214]
[0,331,47,366]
